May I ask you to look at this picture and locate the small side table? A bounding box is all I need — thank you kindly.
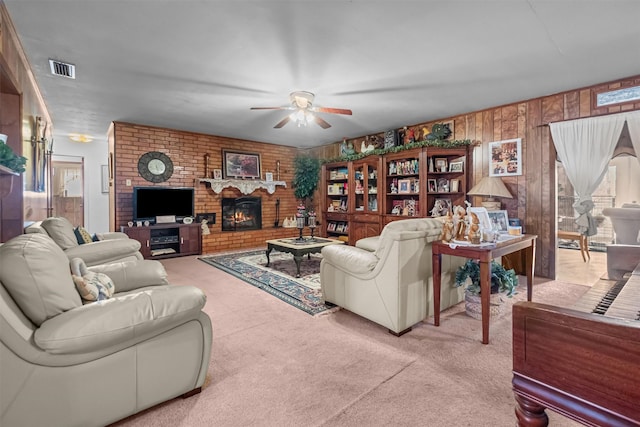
[432,234,537,344]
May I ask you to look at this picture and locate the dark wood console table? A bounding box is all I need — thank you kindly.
[432,234,537,344]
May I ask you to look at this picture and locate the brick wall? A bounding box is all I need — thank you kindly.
[112,122,301,254]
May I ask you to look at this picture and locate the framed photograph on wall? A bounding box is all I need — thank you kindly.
[101,165,109,193]
[489,138,522,177]
[487,210,509,233]
[222,150,261,179]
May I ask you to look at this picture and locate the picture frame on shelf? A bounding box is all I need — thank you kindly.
[431,198,452,217]
[398,179,411,194]
[434,158,448,173]
[468,206,491,231]
[437,178,449,192]
[450,179,460,192]
[489,138,522,177]
[222,149,261,179]
[212,169,222,180]
[487,210,510,233]
[427,179,437,192]
[449,161,463,172]
[265,172,273,182]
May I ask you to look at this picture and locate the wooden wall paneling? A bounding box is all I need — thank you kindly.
[516,103,528,222]
[564,91,580,120]
[501,104,518,139]
[579,89,591,118]
[540,93,564,278]
[525,98,547,277]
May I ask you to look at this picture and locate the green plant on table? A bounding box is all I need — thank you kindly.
[454,259,518,297]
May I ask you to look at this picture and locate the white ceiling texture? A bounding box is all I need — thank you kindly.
[4,0,640,149]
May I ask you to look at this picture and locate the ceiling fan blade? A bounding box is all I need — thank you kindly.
[313,107,352,115]
[274,116,291,128]
[314,116,332,129]
[250,107,290,111]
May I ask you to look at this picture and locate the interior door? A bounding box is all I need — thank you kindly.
[52,155,85,226]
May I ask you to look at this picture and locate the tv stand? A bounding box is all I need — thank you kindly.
[121,223,201,259]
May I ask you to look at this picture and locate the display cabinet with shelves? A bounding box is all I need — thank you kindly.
[350,156,382,244]
[321,161,351,240]
[320,145,472,243]
[425,148,469,217]
[382,148,426,222]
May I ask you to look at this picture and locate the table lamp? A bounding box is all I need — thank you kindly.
[467,176,512,210]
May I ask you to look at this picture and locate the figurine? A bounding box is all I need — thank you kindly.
[468,212,481,244]
[404,127,415,144]
[453,205,467,240]
[200,219,210,235]
[360,138,375,153]
[440,211,455,242]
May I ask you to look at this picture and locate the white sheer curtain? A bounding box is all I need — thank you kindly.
[550,114,627,236]
[625,111,640,167]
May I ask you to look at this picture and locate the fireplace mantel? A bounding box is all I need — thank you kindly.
[197,178,286,195]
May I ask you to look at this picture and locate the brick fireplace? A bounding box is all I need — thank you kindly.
[221,197,262,231]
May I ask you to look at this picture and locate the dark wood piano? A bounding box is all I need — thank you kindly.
[512,269,640,426]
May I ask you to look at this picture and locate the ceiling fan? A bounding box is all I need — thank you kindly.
[250,91,352,129]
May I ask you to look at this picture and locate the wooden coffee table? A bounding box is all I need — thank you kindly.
[265,237,344,277]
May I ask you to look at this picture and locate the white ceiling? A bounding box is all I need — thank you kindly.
[4,0,640,149]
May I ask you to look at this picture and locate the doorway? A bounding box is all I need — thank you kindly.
[52,155,85,227]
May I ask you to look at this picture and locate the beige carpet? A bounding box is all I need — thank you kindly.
[111,255,587,427]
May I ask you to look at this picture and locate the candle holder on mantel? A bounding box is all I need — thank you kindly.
[295,203,306,242]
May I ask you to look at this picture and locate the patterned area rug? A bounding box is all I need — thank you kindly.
[199,249,335,315]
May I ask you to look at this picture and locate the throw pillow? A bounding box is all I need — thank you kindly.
[74,226,94,244]
[72,271,115,303]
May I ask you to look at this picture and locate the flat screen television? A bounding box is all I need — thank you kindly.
[133,186,194,222]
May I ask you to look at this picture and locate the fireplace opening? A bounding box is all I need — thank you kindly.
[222,197,262,231]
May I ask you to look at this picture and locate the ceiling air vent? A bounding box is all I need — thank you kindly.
[49,59,76,79]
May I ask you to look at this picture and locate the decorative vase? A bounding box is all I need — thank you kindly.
[464,290,505,320]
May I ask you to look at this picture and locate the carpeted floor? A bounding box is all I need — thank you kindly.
[199,249,334,315]
[111,255,588,427]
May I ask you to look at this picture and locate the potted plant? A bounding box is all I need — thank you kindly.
[454,259,518,319]
[0,138,27,198]
[292,155,321,213]
[0,140,27,174]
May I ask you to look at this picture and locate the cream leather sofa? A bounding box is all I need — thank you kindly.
[25,217,143,266]
[602,203,640,279]
[0,233,212,427]
[320,218,465,335]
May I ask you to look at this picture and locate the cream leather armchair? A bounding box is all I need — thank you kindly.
[320,218,465,335]
[602,203,640,279]
[25,217,143,266]
[0,233,212,427]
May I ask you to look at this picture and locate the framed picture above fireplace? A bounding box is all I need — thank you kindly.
[222,150,262,179]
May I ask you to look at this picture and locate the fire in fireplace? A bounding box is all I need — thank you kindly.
[221,197,262,231]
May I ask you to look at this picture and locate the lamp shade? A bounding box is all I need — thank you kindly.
[468,176,512,198]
